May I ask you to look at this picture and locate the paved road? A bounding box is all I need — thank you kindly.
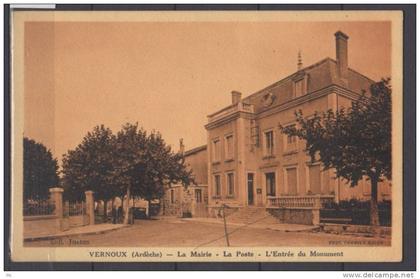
[25,218,390,247]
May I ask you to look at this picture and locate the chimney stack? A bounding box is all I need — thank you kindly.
[231,91,242,105]
[297,50,303,71]
[179,138,185,155]
[335,31,349,80]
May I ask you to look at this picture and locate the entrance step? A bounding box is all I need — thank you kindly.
[225,207,279,225]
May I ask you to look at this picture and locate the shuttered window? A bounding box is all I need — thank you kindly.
[287,168,298,195]
[309,165,321,194]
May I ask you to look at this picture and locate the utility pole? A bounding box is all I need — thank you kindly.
[222,204,230,247]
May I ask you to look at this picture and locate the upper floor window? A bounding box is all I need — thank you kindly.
[284,125,297,151]
[195,189,202,203]
[294,78,305,97]
[224,134,234,160]
[212,138,221,162]
[227,172,235,197]
[264,130,274,156]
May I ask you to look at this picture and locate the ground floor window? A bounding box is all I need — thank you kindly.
[227,172,234,196]
[214,175,221,197]
[286,167,298,195]
[170,189,175,204]
[195,189,202,203]
[266,172,276,196]
[309,164,321,194]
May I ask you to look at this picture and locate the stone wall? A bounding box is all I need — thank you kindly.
[267,208,315,225]
[163,185,208,217]
[24,215,62,238]
[162,186,185,217]
[68,215,89,227]
[207,205,240,218]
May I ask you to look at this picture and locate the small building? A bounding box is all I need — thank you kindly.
[162,144,208,217]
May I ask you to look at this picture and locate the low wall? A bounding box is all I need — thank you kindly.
[207,205,240,218]
[320,223,392,237]
[267,208,317,225]
[24,215,61,237]
[68,215,89,227]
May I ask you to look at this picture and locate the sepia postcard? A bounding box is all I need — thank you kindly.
[9,9,403,263]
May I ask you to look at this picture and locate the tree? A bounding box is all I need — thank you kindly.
[62,125,120,221]
[62,123,195,225]
[114,123,194,224]
[23,137,59,201]
[280,79,391,226]
[113,123,148,224]
[136,131,194,216]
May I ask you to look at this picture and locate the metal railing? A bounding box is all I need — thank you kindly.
[64,201,86,216]
[267,195,335,209]
[23,200,55,216]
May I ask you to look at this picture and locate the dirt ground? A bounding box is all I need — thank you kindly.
[25,218,391,248]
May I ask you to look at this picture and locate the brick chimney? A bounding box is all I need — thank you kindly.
[335,31,349,81]
[179,138,185,155]
[231,91,242,105]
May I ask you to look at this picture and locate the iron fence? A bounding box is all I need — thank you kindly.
[23,199,55,216]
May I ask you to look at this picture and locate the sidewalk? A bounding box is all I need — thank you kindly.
[183,217,318,232]
[24,223,129,242]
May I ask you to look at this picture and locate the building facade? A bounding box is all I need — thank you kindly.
[162,144,208,217]
[205,31,391,213]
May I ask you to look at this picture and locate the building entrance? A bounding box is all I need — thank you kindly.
[247,173,254,205]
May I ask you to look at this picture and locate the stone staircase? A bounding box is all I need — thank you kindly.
[225,207,279,226]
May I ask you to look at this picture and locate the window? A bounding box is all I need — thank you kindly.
[309,164,321,194]
[214,175,221,197]
[227,173,235,196]
[286,168,298,195]
[224,134,234,160]
[295,79,305,97]
[212,139,221,162]
[195,189,202,203]
[265,172,276,196]
[284,125,297,150]
[264,130,274,156]
[170,189,175,204]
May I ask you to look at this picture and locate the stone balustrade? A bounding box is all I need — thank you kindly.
[267,195,335,209]
[207,102,255,123]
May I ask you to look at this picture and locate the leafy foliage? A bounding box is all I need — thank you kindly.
[280,79,391,226]
[23,137,59,201]
[280,79,391,186]
[62,125,119,201]
[62,122,194,222]
[113,123,194,223]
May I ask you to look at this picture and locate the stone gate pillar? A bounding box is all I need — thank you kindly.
[85,190,95,225]
[311,195,322,225]
[49,187,64,231]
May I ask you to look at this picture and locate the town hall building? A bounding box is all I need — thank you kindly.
[164,31,391,222]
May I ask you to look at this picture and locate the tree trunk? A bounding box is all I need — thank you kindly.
[370,177,380,226]
[111,198,115,224]
[147,199,151,219]
[120,196,124,223]
[103,199,108,223]
[123,186,131,224]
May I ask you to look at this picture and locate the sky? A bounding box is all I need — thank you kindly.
[23,20,391,161]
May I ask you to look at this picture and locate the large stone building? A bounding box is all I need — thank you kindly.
[204,31,391,214]
[163,31,391,223]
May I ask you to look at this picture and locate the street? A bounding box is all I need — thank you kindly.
[25,218,391,247]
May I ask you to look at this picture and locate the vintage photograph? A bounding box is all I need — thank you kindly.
[10,10,403,262]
